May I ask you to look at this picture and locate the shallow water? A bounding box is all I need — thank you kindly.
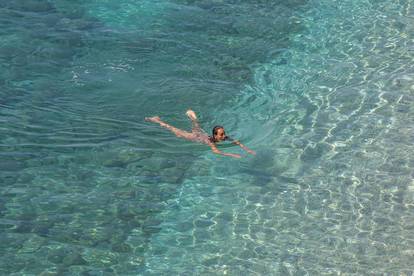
[1,0,413,275]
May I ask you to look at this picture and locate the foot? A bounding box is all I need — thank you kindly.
[145,116,161,123]
[186,109,197,120]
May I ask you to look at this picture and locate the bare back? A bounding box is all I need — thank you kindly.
[187,129,212,145]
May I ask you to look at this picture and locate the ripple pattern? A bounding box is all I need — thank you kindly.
[1,0,413,275]
[142,0,414,274]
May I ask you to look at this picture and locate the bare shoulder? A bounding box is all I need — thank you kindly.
[209,142,220,153]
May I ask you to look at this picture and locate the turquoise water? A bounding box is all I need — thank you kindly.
[1,0,413,274]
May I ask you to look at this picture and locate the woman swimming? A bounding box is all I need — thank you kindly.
[145,109,255,158]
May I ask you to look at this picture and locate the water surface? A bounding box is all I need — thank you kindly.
[1,0,413,274]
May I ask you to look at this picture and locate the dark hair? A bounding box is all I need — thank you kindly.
[210,125,231,143]
[212,125,224,137]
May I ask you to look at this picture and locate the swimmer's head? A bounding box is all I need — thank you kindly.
[212,125,228,142]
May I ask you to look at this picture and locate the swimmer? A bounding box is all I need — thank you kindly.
[145,109,256,158]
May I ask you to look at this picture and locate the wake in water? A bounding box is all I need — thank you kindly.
[145,109,255,158]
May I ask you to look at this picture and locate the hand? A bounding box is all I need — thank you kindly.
[247,149,256,155]
[227,153,242,159]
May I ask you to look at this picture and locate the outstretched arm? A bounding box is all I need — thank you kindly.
[232,140,256,155]
[209,143,241,159]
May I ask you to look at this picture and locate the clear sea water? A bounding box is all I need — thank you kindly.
[1,0,413,275]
